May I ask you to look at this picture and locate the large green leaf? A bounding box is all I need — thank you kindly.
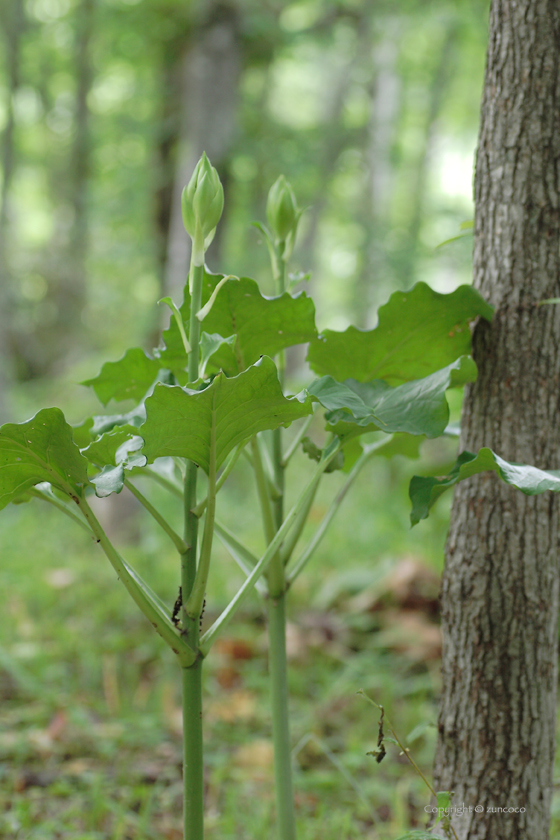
[0,408,91,509]
[310,356,477,440]
[410,448,560,526]
[307,282,492,384]
[82,348,162,405]
[141,356,312,474]
[158,271,317,375]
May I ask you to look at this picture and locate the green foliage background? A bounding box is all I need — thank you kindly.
[9,2,559,840]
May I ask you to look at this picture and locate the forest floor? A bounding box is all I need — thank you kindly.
[2,456,560,840]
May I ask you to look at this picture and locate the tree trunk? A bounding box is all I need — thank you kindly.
[0,0,25,420]
[434,3,560,839]
[164,1,240,300]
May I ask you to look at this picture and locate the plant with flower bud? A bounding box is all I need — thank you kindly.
[10,153,552,840]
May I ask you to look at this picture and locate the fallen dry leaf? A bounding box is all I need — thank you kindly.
[214,637,255,661]
[376,609,442,661]
[206,689,256,723]
[233,738,274,769]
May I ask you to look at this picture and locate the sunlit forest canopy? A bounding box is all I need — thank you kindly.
[0,0,488,421]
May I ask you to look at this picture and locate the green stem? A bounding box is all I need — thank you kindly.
[279,477,320,565]
[268,592,296,840]
[186,412,217,619]
[251,436,276,545]
[200,446,340,656]
[251,436,284,596]
[193,443,243,518]
[182,659,204,840]
[286,445,377,585]
[214,520,268,596]
[183,260,204,619]
[124,478,187,554]
[143,467,183,498]
[182,256,205,840]
[282,413,315,466]
[78,496,196,666]
[30,487,92,534]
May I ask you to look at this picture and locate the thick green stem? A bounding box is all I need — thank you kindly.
[186,412,217,619]
[193,443,243,517]
[78,496,195,666]
[183,260,204,621]
[268,592,297,840]
[182,257,205,840]
[182,659,204,840]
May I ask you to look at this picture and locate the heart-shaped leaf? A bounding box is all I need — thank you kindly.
[308,282,492,384]
[158,271,317,375]
[0,408,91,509]
[310,356,476,440]
[141,356,312,474]
[410,448,560,526]
[83,348,162,405]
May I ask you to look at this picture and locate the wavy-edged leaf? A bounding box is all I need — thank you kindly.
[308,282,492,384]
[82,426,147,497]
[158,271,317,375]
[90,403,147,437]
[311,356,477,441]
[410,448,560,526]
[82,348,162,405]
[0,408,90,509]
[141,356,312,474]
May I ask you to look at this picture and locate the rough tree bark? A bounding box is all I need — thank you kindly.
[434,3,560,839]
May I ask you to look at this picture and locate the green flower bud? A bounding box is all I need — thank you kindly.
[181,152,224,243]
[266,175,298,243]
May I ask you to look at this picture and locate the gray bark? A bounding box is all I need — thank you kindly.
[434,3,560,839]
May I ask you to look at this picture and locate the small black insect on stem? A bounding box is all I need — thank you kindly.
[172,586,183,627]
[199,598,206,631]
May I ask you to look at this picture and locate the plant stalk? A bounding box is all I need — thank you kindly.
[124,478,187,554]
[182,658,204,840]
[267,592,297,840]
[182,256,205,840]
[200,447,340,654]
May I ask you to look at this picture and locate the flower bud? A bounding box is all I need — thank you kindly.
[181,152,224,243]
[266,175,298,243]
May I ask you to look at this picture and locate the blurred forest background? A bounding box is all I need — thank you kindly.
[0,0,487,424]
[3,2,538,839]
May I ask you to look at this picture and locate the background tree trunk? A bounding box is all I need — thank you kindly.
[434,3,560,839]
[0,0,25,420]
[163,1,240,300]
